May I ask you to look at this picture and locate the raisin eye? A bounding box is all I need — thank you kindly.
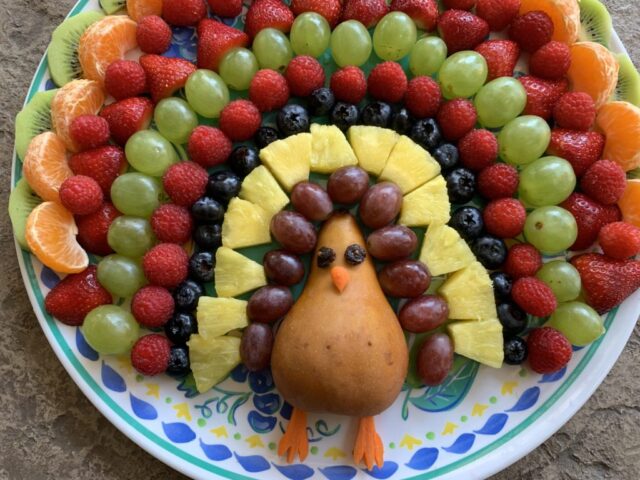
[345,244,366,265]
[317,247,336,268]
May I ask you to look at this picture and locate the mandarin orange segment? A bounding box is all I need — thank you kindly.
[519,0,580,44]
[127,0,163,21]
[26,201,89,274]
[78,15,138,86]
[596,101,640,172]
[618,180,640,228]
[22,131,73,203]
[567,42,619,107]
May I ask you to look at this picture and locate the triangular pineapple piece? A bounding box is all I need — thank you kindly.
[239,166,289,215]
[399,175,451,227]
[310,124,358,173]
[197,297,249,339]
[379,136,441,194]
[222,198,271,249]
[347,126,399,176]
[439,262,497,320]
[215,247,267,297]
[448,319,503,368]
[260,133,311,191]
[188,334,241,392]
[419,224,475,276]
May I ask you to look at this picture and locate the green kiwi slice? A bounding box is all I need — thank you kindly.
[14,89,58,161]
[99,0,126,15]
[8,178,43,251]
[47,11,104,87]
[578,0,612,47]
[614,54,640,107]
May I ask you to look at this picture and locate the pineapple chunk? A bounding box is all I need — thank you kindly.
[260,133,311,191]
[439,262,497,320]
[419,224,475,276]
[222,198,271,249]
[448,319,504,368]
[379,136,441,194]
[310,124,358,173]
[215,247,267,297]
[399,175,451,227]
[188,334,242,392]
[347,125,399,175]
[197,297,249,338]
[239,166,289,215]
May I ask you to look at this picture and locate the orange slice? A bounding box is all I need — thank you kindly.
[567,42,619,107]
[618,179,640,228]
[520,0,580,44]
[22,131,73,203]
[51,79,105,152]
[127,0,163,21]
[596,101,640,171]
[78,15,138,85]
[26,201,89,274]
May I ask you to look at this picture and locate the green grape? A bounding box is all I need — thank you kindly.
[290,12,331,58]
[185,69,230,118]
[438,51,488,99]
[498,115,551,165]
[219,47,259,91]
[81,305,140,355]
[373,12,417,61]
[536,260,582,303]
[409,36,447,77]
[524,206,578,255]
[519,156,577,207]
[107,216,156,258]
[111,173,162,218]
[546,301,604,346]
[330,20,372,67]
[154,98,198,145]
[125,130,178,177]
[253,28,294,72]
[474,77,527,128]
[97,255,147,298]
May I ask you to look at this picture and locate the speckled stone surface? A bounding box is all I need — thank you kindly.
[1,1,639,478]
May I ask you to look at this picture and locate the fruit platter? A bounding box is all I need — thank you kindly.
[9,0,640,477]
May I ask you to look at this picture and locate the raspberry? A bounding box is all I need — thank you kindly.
[137,15,172,54]
[527,327,572,374]
[219,100,262,141]
[188,126,232,168]
[131,334,171,376]
[68,146,126,195]
[477,163,519,199]
[104,60,147,100]
[131,286,175,328]
[508,11,554,53]
[475,0,520,31]
[458,129,498,171]
[162,161,209,207]
[330,66,367,104]
[284,55,326,97]
[580,160,627,206]
[404,76,442,119]
[598,222,640,260]
[249,69,290,112]
[443,0,475,10]
[69,115,110,151]
[529,41,571,80]
[504,243,543,279]
[162,0,206,26]
[367,61,408,103]
[143,243,189,288]
[436,99,477,141]
[76,202,121,256]
[483,198,526,239]
[151,204,193,244]
[207,0,242,17]
[553,92,596,131]
[59,175,104,216]
[512,277,558,317]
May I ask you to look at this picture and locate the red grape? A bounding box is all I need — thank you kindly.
[263,250,305,286]
[327,166,370,204]
[247,286,293,323]
[378,260,431,298]
[367,225,418,261]
[270,211,317,254]
[240,323,273,372]
[358,182,403,229]
[417,333,454,386]
[399,295,449,333]
[291,182,333,221]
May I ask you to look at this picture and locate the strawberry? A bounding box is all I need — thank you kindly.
[527,327,572,374]
[100,97,153,146]
[76,202,121,256]
[547,128,605,176]
[139,54,197,102]
[390,0,439,31]
[519,75,568,120]
[342,0,389,28]
[163,0,206,26]
[245,0,294,39]
[475,0,520,31]
[475,40,519,81]
[560,193,621,251]
[197,19,250,71]
[291,0,343,27]
[571,253,640,314]
[68,146,127,195]
[443,0,476,10]
[438,10,490,54]
[207,0,243,18]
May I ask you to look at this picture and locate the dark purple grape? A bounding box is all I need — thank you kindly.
[366,225,418,261]
[399,295,449,333]
[327,166,370,204]
[378,260,431,298]
[358,182,403,229]
[247,286,293,323]
[417,333,454,386]
[241,323,274,372]
[270,211,317,254]
[291,182,333,221]
[263,250,305,286]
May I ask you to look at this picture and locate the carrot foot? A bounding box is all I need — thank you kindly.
[353,416,384,471]
[278,408,309,463]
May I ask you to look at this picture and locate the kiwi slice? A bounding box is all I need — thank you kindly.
[578,0,612,47]
[47,11,104,87]
[14,89,58,161]
[614,54,640,106]
[8,178,43,251]
[99,0,126,14]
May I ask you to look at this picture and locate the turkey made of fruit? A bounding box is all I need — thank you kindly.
[10,0,640,470]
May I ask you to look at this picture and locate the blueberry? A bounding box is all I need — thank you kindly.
[254,126,279,149]
[330,102,359,131]
[191,197,225,224]
[207,171,241,204]
[390,107,413,135]
[173,279,204,312]
[165,312,198,345]
[189,251,215,283]
[446,168,476,204]
[432,143,459,172]
[504,336,528,365]
[229,145,260,177]
[450,206,484,241]
[472,235,507,269]
[360,101,392,128]
[166,345,190,377]
[277,104,310,137]
[498,303,528,336]
[410,118,442,152]
[308,87,335,116]
[193,224,222,250]
[491,272,513,301]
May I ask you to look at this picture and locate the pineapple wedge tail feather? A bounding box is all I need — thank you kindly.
[399,175,450,227]
[197,297,249,338]
[260,133,312,191]
[439,261,497,320]
[310,124,358,173]
[348,125,399,176]
[420,224,475,276]
[448,319,504,368]
[222,198,271,249]
[379,135,441,194]
[239,165,289,215]
[215,247,267,297]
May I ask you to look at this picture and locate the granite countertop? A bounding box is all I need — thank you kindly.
[1,0,639,478]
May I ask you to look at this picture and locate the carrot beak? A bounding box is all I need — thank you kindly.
[330,266,350,293]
